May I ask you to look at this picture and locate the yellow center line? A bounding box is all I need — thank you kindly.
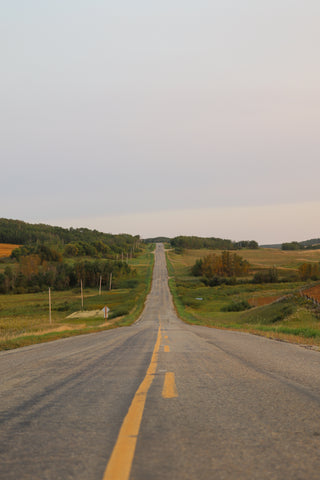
[164,345,170,353]
[162,372,178,399]
[102,325,162,480]
[164,335,168,339]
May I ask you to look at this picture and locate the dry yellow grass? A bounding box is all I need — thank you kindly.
[0,243,20,257]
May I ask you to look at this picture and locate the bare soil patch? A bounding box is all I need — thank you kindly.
[66,310,105,319]
[303,285,320,302]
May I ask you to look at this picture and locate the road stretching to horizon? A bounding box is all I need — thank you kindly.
[1,243,320,479]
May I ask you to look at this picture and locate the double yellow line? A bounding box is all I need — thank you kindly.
[103,324,178,480]
[103,325,162,480]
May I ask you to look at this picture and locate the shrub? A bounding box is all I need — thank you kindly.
[222,300,252,312]
[192,251,250,279]
[299,263,320,281]
[109,308,130,319]
[253,268,278,284]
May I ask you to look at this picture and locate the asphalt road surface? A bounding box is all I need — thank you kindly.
[1,243,320,480]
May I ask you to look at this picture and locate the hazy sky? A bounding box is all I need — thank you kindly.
[1,1,320,243]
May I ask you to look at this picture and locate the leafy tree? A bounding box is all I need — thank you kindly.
[192,251,250,279]
[282,242,301,251]
[299,263,320,281]
[64,243,79,257]
[20,254,42,279]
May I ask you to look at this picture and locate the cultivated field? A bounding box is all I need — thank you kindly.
[166,247,320,347]
[0,243,20,257]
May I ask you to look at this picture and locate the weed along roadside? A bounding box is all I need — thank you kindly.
[0,245,155,351]
[166,247,320,349]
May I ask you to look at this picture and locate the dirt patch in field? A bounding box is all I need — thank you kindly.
[66,310,104,319]
[303,285,320,303]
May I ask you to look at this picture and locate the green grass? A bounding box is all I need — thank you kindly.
[0,245,155,350]
[115,248,155,326]
[239,298,295,325]
[254,325,320,339]
[166,248,320,347]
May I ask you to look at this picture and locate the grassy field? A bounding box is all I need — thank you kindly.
[166,247,320,348]
[0,246,154,350]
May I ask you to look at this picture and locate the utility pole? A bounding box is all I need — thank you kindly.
[109,272,112,291]
[49,287,52,324]
[81,279,84,310]
[99,275,102,295]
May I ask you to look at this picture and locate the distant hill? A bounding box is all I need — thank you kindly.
[260,244,282,249]
[0,218,139,255]
[261,238,320,250]
[144,236,259,250]
[300,238,320,249]
[281,238,320,250]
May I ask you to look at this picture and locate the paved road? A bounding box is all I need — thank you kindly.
[1,244,320,479]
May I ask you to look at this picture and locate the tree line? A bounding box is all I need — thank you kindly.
[171,236,258,251]
[0,259,132,294]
